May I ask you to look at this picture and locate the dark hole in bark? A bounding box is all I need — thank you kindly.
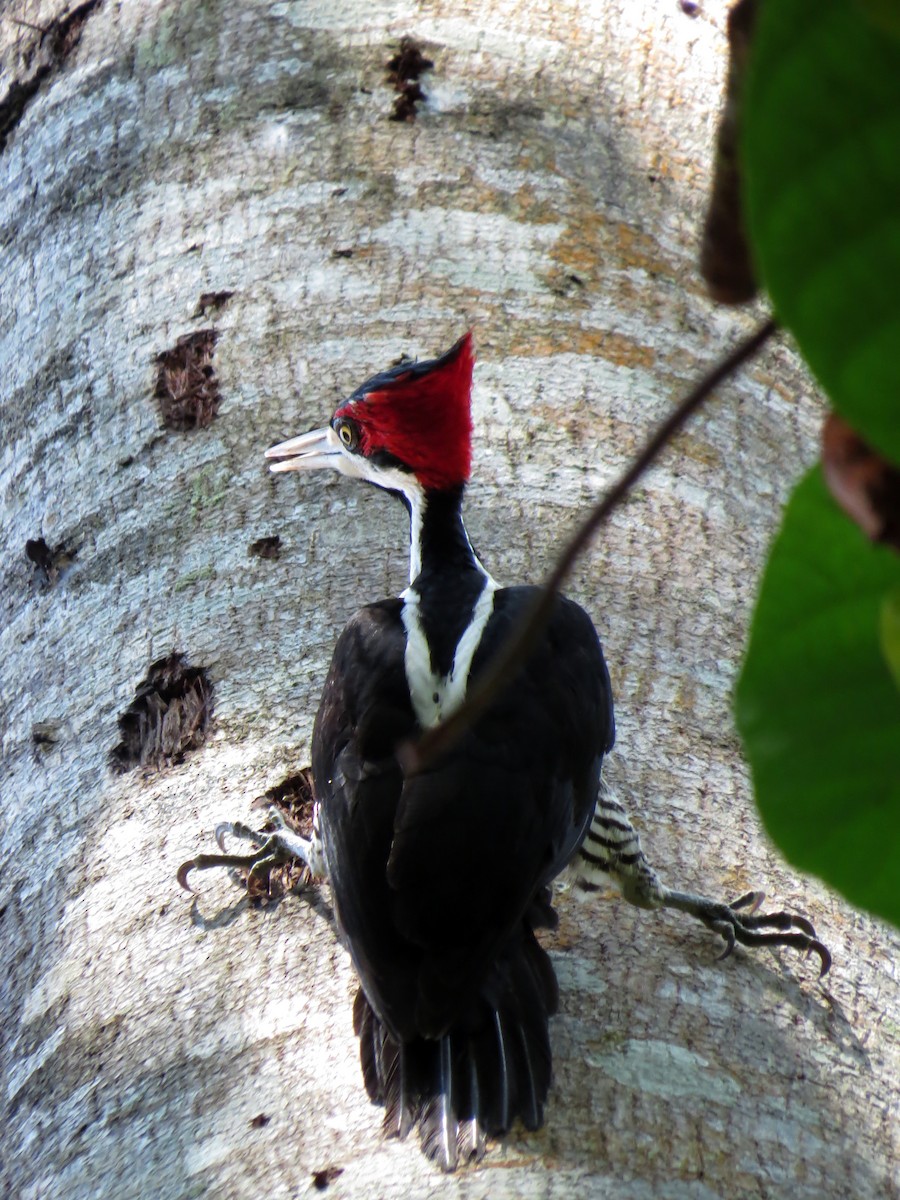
[25,537,77,586]
[110,652,212,772]
[32,721,61,746]
[311,1166,344,1190]
[387,38,433,84]
[193,290,234,317]
[154,330,221,430]
[386,36,433,122]
[25,538,53,570]
[248,535,282,560]
[390,83,426,122]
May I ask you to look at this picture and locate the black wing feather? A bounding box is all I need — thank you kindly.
[312,585,613,1156]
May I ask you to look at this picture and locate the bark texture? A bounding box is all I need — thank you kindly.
[2,2,899,1198]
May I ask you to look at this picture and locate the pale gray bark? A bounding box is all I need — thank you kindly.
[2,2,898,1198]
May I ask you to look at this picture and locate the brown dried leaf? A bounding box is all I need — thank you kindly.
[822,412,900,552]
[390,83,426,122]
[700,0,758,304]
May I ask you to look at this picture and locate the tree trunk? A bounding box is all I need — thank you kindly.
[2,2,898,1198]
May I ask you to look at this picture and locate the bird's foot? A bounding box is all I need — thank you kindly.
[660,887,831,976]
[177,812,324,898]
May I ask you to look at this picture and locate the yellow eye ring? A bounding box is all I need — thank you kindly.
[335,419,358,449]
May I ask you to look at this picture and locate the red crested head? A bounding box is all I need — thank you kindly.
[331,332,474,492]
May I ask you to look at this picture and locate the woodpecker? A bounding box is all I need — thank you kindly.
[266,331,614,1164]
[181,332,829,1171]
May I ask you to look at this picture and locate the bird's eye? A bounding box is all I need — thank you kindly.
[335,418,359,449]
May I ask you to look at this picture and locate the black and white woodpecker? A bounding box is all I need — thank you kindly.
[181,333,829,1171]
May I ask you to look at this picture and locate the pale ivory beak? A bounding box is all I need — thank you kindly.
[265,426,342,473]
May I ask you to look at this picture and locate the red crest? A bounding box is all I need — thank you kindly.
[335,333,474,490]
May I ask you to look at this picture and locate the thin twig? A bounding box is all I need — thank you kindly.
[10,17,48,34]
[402,316,779,774]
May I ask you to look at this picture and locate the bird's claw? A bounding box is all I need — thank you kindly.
[729,889,765,915]
[708,895,831,976]
[177,859,197,892]
[177,815,318,895]
[663,888,832,977]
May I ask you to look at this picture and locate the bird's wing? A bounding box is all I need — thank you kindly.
[313,589,614,1041]
[311,599,421,1033]
[386,587,614,1035]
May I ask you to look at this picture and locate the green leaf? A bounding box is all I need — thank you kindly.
[880,589,900,691]
[743,1,900,463]
[735,468,900,924]
[859,0,900,40]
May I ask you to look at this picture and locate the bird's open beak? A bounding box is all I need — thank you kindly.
[265,426,342,473]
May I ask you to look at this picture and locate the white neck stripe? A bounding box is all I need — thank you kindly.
[407,485,425,583]
[400,577,497,729]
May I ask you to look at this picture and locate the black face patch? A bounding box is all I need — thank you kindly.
[367,448,412,474]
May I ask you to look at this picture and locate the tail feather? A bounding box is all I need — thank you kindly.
[353,925,557,1171]
[356,989,419,1139]
[353,988,382,1103]
[488,1010,511,1135]
[457,1114,487,1163]
[510,933,555,1131]
[385,1043,419,1140]
[513,1019,542,1132]
[456,1050,487,1162]
[420,1036,458,1170]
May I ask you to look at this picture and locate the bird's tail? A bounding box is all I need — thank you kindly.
[352,925,559,1172]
